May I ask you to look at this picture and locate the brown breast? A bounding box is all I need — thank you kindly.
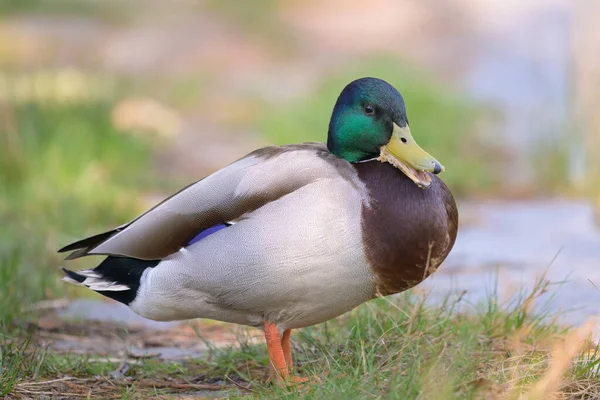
[354,161,458,296]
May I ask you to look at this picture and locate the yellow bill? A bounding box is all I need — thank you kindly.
[378,123,444,189]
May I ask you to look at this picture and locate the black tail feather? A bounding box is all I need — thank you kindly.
[61,267,85,283]
[61,256,159,305]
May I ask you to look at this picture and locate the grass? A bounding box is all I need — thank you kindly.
[2,281,600,399]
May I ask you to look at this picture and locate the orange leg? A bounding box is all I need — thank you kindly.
[282,329,293,368]
[265,324,314,385]
[264,321,289,381]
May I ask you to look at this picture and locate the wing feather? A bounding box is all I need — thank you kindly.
[59,143,350,260]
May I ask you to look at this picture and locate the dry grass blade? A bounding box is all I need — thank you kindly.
[14,388,105,398]
[10,376,234,399]
[512,320,595,400]
[134,380,228,390]
[16,376,81,387]
[226,375,256,392]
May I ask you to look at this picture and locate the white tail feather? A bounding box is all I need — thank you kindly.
[77,270,102,279]
[83,277,130,291]
[62,276,85,286]
[63,269,130,291]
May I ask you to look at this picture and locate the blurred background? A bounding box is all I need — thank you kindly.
[1,0,599,357]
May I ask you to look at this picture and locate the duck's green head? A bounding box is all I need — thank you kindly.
[327,77,443,188]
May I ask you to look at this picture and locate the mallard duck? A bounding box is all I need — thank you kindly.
[60,77,458,383]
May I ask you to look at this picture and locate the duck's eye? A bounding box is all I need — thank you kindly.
[364,105,375,115]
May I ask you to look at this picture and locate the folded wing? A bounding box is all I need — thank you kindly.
[59,143,339,260]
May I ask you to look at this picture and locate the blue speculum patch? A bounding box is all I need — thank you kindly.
[186,223,229,246]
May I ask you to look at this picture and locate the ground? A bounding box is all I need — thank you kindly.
[4,281,600,399]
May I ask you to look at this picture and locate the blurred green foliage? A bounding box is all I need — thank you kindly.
[0,0,130,21]
[0,101,153,324]
[0,0,44,14]
[255,58,498,196]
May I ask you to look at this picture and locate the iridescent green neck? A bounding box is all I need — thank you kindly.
[327,111,379,162]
